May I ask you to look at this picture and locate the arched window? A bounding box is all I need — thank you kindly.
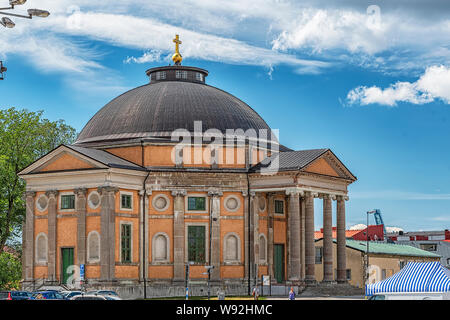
[87,231,100,263]
[35,233,48,264]
[152,232,170,263]
[224,233,241,263]
[259,234,267,263]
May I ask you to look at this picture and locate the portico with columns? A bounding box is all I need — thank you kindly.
[248,148,356,286]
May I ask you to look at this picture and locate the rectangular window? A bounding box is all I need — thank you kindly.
[382,269,386,280]
[346,269,352,280]
[121,224,132,263]
[420,243,437,251]
[156,71,166,80]
[188,226,206,263]
[274,200,284,214]
[176,70,187,79]
[61,195,75,210]
[187,197,206,211]
[196,72,203,81]
[315,247,323,264]
[121,194,132,209]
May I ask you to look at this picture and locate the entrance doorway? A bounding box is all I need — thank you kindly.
[61,248,74,285]
[274,244,285,283]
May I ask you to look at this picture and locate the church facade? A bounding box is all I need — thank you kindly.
[19,36,356,297]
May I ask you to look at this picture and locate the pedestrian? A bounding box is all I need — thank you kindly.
[288,287,295,300]
[252,287,259,300]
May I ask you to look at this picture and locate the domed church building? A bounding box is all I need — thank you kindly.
[19,36,356,297]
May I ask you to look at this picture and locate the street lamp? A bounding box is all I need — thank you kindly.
[0,61,6,80]
[0,16,14,27]
[0,0,50,29]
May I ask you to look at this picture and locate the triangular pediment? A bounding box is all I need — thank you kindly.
[19,145,108,175]
[304,157,339,177]
[303,150,356,181]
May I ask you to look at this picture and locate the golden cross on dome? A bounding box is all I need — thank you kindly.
[172,34,183,65]
[173,34,182,53]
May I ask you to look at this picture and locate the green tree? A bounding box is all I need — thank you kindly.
[0,252,22,290]
[0,107,77,254]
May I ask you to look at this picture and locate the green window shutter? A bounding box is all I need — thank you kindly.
[187,197,206,211]
[61,195,75,209]
[188,226,206,263]
[121,224,132,263]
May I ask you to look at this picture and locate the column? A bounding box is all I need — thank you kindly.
[304,191,316,283]
[172,189,186,282]
[98,186,118,282]
[46,190,58,282]
[336,195,348,283]
[322,194,333,282]
[287,188,301,282]
[24,191,36,282]
[267,193,275,283]
[75,188,87,266]
[300,196,306,281]
[208,190,223,281]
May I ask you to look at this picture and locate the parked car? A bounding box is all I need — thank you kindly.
[86,290,119,297]
[30,291,66,300]
[61,291,83,299]
[70,294,109,300]
[0,291,32,300]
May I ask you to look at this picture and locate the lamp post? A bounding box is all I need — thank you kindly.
[365,210,376,284]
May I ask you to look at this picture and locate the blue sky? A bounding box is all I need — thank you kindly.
[1,0,449,231]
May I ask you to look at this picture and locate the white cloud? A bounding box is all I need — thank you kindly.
[1,0,449,83]
[346,65,450,106]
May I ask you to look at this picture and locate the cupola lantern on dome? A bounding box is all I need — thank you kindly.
[145,35,209,85]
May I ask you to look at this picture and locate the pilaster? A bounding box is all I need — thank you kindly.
[98,186,118,282]
[208,189,223,281]
[172,189,187,282]
[24,191,36,281]
[45,190,58,282]
[75,188,87,266]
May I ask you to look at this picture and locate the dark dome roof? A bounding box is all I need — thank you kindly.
[76,71,275,145]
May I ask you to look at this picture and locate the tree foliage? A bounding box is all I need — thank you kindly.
[0,108,77,254]
[0,252,22,290]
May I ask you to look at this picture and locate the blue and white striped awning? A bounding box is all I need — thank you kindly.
[366,262,450,296]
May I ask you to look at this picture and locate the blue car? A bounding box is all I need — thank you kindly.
[30,291,66,300]
[0,291,32,300]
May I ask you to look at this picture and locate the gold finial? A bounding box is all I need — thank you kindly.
[172,34,183,65]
